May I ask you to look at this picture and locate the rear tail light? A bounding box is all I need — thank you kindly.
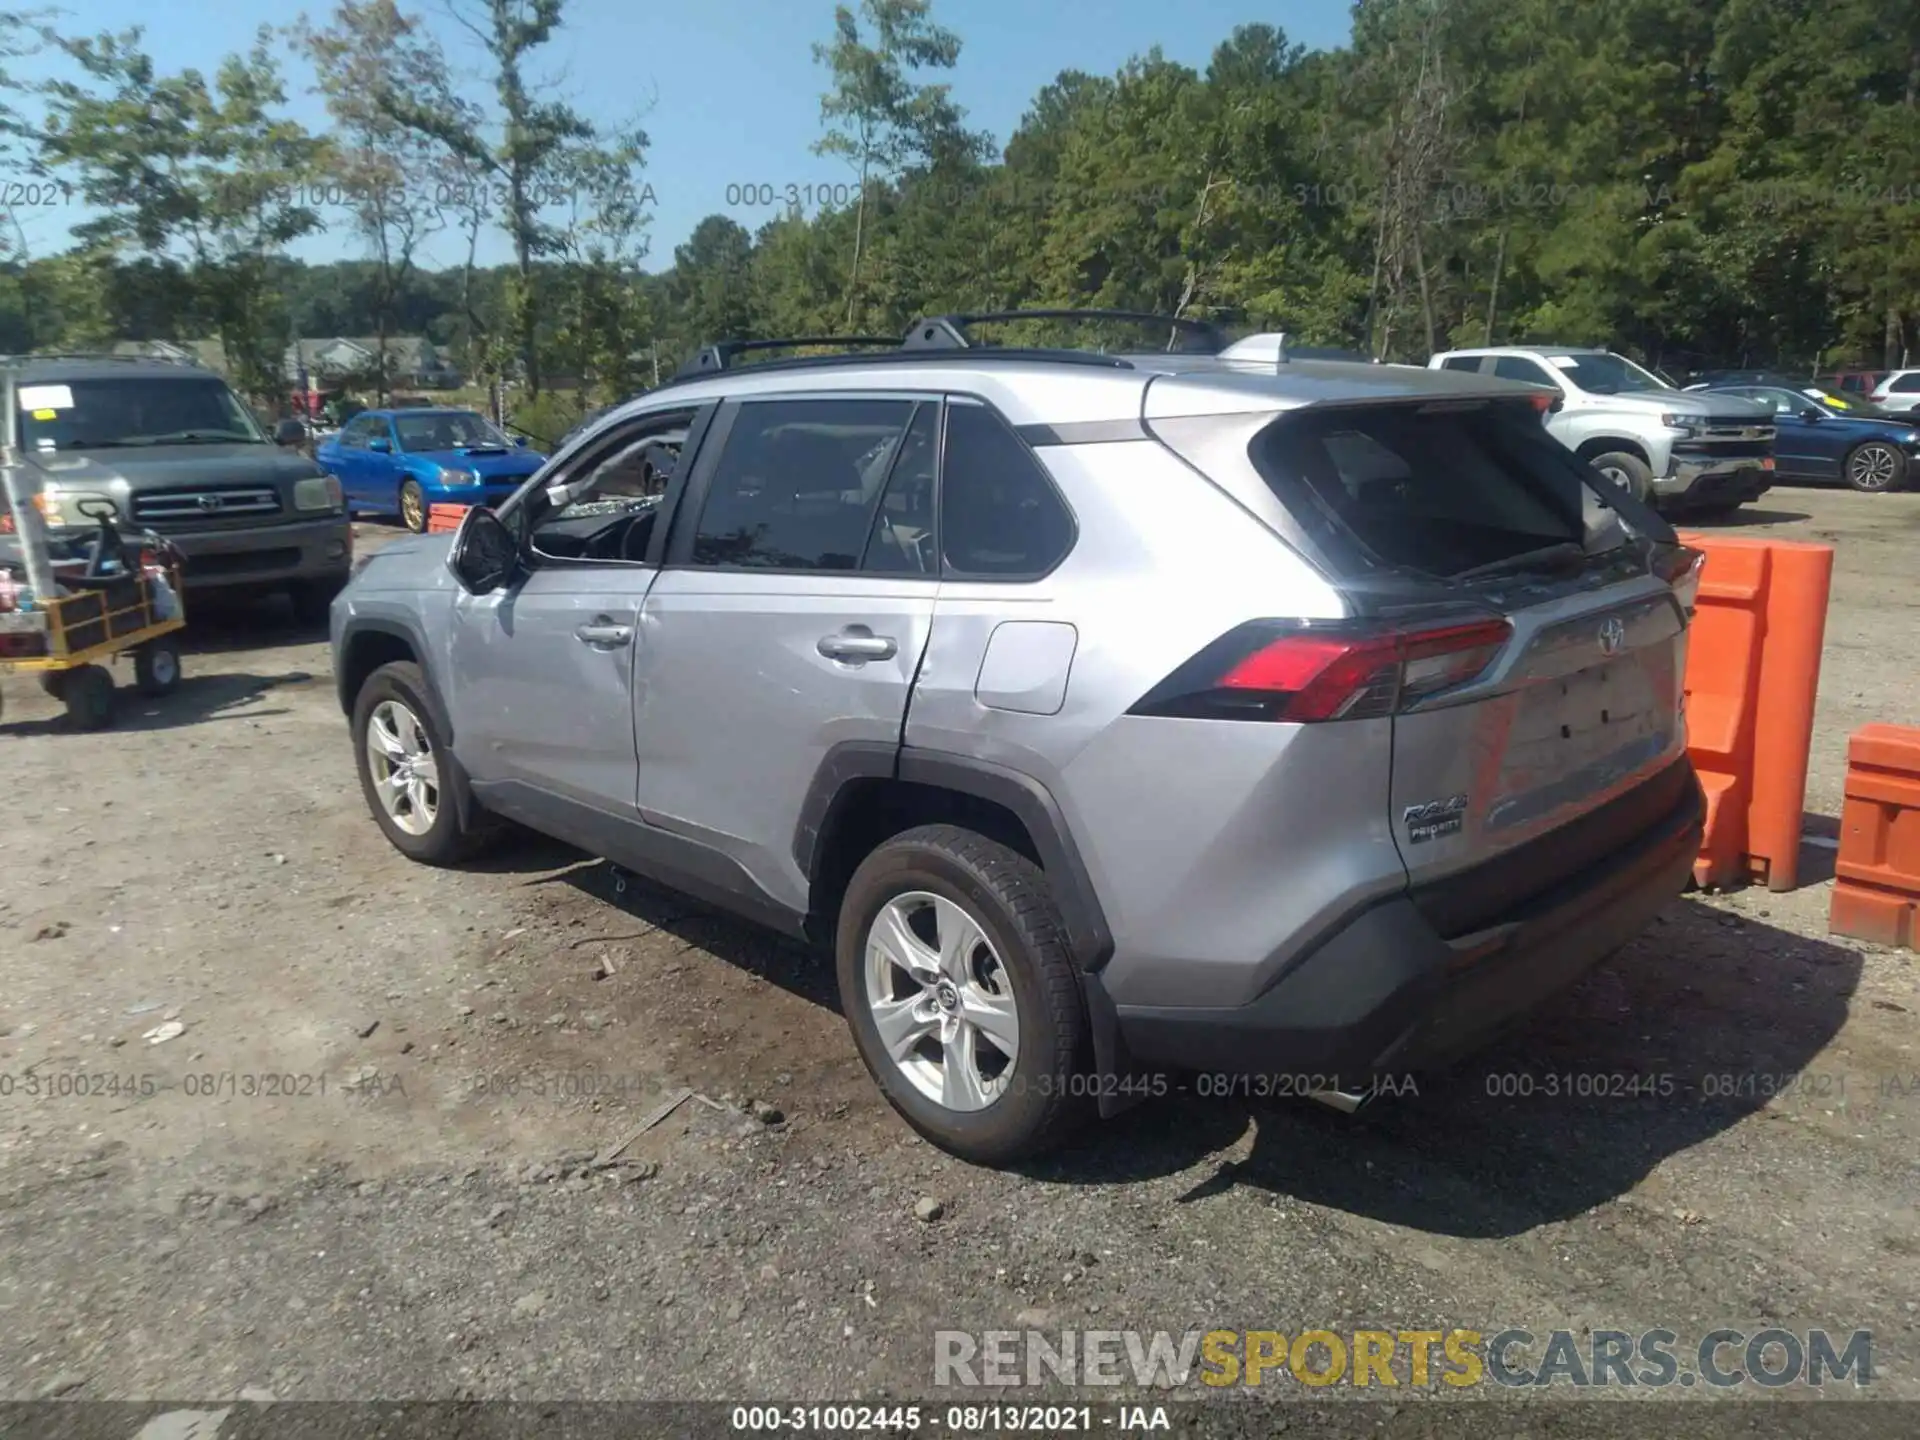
[1129,617,1512,723]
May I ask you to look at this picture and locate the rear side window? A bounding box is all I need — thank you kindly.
[1891,373,1920,394]
[1439,356,1482,373]
[940,401,1074,577]
[690,398,919,570]
[1251,403,1587,579]
[1492,356,1556,387]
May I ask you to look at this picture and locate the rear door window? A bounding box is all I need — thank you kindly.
[1250,402,1594,579]
[1439,356,1483,373]
[1492,356,1558,388]
[1891,373,1920,394]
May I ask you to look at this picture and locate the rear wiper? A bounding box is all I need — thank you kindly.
[1454,541,1589,581]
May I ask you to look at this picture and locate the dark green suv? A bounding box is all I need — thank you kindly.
[13,354,352,620]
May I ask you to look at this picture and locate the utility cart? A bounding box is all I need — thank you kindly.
[1,365,188,730]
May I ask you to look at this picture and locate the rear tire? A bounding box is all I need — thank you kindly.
[62,664,115,730]
[1845,441,1905,493]
[836,824,1092,1164]
[350,660,499,865]
[133,637,182,697]
[1589,451,1653,502]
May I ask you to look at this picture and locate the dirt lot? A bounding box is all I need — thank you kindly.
[2,489,1918,1414]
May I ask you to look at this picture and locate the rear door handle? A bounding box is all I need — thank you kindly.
[575,617,633,648]
[817,629,897,663]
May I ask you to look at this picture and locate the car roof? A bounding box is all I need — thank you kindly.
[621,347,1553,431]
[1435,345,1610,358]
[7,357,228,383]
[364,406,485,421]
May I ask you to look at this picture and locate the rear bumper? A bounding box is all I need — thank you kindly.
[157,515,353,590]
[1104,759,1704,1083]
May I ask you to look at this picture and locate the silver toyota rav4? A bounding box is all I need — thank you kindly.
[331,312,1708,1163]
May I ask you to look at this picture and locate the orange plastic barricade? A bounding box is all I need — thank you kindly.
[426,504,466,534]
[1675,533,1834,892]
[1829,724,1920,950]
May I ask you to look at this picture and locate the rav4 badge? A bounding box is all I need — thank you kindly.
[1403,794,1469,844]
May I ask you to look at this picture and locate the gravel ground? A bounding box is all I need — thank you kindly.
[1,492,1917,1416]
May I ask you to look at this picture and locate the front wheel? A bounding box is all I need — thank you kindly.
[836,824,1092,1164]
[398,479,428,533]
[1845,441,1906,493]
[351,660,499,864]
[1589,451,1653,502]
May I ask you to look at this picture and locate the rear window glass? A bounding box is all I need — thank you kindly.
[1250,402,1589,579]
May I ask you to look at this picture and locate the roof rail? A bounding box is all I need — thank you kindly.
[649,346,1136,393]
[0,349,202,368]
[673,336,899,380]
[902,309,1230,355]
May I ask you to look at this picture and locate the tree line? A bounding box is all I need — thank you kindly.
[0,0,1915,432]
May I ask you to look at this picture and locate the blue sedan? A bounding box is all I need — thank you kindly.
[316,408,549,532]
[1700,383,1918,493]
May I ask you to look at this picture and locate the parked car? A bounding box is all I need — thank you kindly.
[1869,369,1920,417]
[1696,382,1917,491]
[316,407,548,533]
[332,315,1706,1163]
[1822,369,1887,401]
[1430,346,1775,515]
[9,353,351,620]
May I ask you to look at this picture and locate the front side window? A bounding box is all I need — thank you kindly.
[17,377,265,451]
[690,398,921,571]
[529,411,697,563]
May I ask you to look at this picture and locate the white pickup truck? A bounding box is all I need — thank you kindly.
[1429,346,1776,514]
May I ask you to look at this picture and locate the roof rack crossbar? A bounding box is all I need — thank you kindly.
[902,309,1230,355]
[674,335,900,379]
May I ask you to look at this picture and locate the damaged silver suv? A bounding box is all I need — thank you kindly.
[331,313,1706,1163]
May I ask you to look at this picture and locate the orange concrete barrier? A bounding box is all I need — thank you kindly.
[1675,533,1834,892]
[1829,724,1920,949]
[427,504,466,534]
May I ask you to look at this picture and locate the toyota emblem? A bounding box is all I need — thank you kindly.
[197,494,222,513]
[1598,616,1626,656]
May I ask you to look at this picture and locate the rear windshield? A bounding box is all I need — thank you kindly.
[1250,401,1599,580]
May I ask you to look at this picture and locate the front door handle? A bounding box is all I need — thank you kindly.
[575,617,633,648]
[817,629,897,663]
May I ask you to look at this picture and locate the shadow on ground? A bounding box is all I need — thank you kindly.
[2,668,317,735]
[1681,505,1814,528]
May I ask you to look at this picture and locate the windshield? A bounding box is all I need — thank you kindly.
[1549,352,1672,396]
[394,411,510,452]
[16,377,266,450]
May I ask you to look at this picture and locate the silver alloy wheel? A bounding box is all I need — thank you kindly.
[366,699,440,836]
[1598,464,1638,496]
[1848,443,1898,491]
[863,890,1020,1112]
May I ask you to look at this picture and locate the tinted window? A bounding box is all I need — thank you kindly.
[1492,356,1557,387]
[860,403,938,575]
[17,377,263,452]
[1440,356,1482,373]
[692,399,918,570]
[1251,402,1588,579]
[1548,352,1669,394]
[940,402,1074,577]
[1891,374,1920,394]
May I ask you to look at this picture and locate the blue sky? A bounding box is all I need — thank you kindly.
[19,0,1352,273]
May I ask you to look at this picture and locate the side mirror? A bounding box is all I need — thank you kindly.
[369,436,392,454]
[514,434,531,448]
[1799,407,1824,421]
[448,506,519,595]
[273,418,307,447]
[1546,393,1565,413]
